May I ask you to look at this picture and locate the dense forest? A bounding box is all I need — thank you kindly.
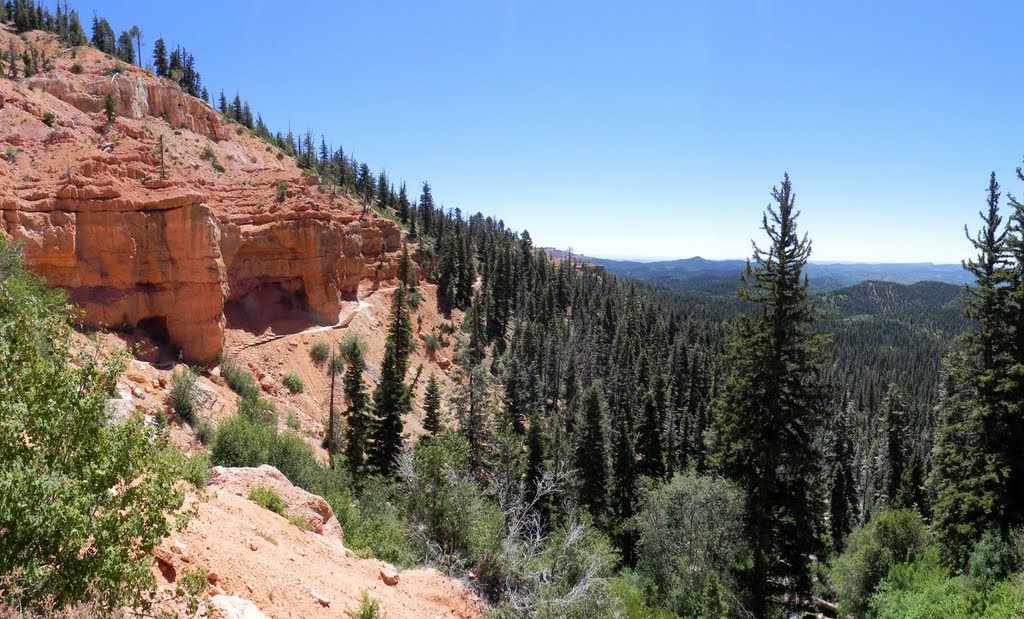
[3,1,1024,618]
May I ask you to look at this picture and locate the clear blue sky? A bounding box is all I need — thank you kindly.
[84,1,1024,263]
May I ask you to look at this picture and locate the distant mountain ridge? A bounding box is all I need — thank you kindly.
[543,250,972,292]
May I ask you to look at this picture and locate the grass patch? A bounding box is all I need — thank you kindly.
[287,513,312,531]
[347,590,386,619]
[310,341,330,364]
[248,485,285,515]
[219,355,259,399]
[255,529,278,546]
[282,372,304,394]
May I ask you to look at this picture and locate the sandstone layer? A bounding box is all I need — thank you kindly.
[0,28,403,363]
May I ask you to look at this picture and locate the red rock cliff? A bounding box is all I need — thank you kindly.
[0,29,402,363]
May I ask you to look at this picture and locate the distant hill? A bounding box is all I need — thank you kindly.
[544,250,973,292]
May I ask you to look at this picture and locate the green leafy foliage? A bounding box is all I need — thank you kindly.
[347,590,386,619]
[632,473,747,617]
[0,237,185,612]
[310,341,330,364]
[219,355,259,399]
[282,372,304,394]
[168,366,202,423]
[248,485,285,514]
[831,508,928,617]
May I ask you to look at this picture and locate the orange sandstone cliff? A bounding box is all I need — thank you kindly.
[0,28,402,364]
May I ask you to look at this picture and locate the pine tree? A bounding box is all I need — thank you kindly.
[612,415,638,564]
[217,90,228,115]
[933,172,1014,568]
[573,383,610,524]
[129,25,142,67]
[103,93,116,123]
[397,241,415,289]
[636,390,665,479]
[152,37,167,77]
[115,31,133,64]
[712,174,826,617]
[397,182,410,223]
[422,375,442,436]
[368,284,413,476]
[343,344,370,476]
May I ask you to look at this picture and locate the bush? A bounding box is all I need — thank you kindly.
[282,372,304,394]
[331,477,417,568]
[348,590,386,619]
[70,62,83,74]
[0,237,185,612]
[869,548,1024,619]
[968,530,1022,582]
[219,355,259,399]
[340,333,367,363]
[42,111,56,127]
[310,341,330,364]
[632,473,747,617]
[832,508,928,618]
[408,288,423,308]
[423,332,442,353]
[168,366,202,423]
[276,180,288,203]
[200,145,216,160]
[248,485,285,514]
[210,413,273,467]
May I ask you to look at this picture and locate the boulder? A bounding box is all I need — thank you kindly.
[210,594,269,619]
[208,465,344,543]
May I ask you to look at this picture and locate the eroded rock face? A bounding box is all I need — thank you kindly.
[0,33,403,364]
[208,465,344,543]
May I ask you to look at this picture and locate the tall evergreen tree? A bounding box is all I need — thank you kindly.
[573,384,610,524]
[933,172,1015,568]
[368,284,413,476]
[422,375,442,436]
[712,174,826,618]
[342,344,370,476]
[152,37,167,77]
[636,390,665,480]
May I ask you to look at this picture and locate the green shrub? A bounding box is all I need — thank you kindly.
[248,485,285,514]
[168,366,202,423]
[869,548,1024,619]
[169,449,210,489]
[633,473,746,617]
[832,508,928,618]
[310,341,330,364]
[423,332,442,353]
[42,111,56,127]
[340,333,367,363]
[348,590,386,619]
[219,355,259,399]
[177,566,209,615]
[282,372,304,394]
[408,288,423,308]
[288,514,311,531]
[286,412,301,430]
[193,418,214,445]
[0,237,185,612]
[200,145,216,160]
[968,530,1022,582]
[276,180,288,203]
[70,62,83,74]
[210,413,273,467]
[332,478,417,568]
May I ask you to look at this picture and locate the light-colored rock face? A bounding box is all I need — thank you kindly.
[208,465,344,543]
[0,30,404,364]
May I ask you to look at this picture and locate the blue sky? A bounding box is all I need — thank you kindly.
[84,1,1024,263]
